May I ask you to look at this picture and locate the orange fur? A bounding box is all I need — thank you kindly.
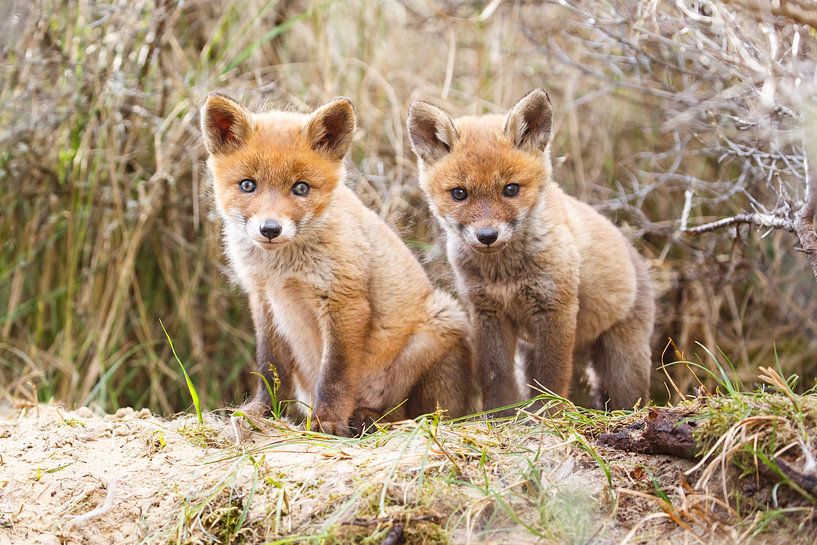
[408,89,655,411]
[201,94,476,438]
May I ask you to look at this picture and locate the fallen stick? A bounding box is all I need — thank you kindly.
[597,408,698,458]
[597,408,817,498]
[380,523,405,545]
[66,477,118,526]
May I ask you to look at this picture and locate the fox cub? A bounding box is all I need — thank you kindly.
[201,94,476,436]
[407,89,655,411]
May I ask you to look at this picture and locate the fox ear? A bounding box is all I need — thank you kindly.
[306,97,356,161]
[505,89,552,153]
[201,93,252,155]
[407,101,459,164]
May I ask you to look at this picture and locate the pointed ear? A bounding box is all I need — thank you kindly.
[407,101,459,164]
[200,93,252,155]
[306,97,356,161]
[504,89,552,153]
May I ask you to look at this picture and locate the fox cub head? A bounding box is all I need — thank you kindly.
[408,89,553,253]
[201,94,355,249]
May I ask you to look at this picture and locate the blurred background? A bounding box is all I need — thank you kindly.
[1,0,815,414]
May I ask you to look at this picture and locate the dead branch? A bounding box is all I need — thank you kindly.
[65,477,118,526]
[794,156,817,280]
[682,213,796,235]
[538,0,816,290]
[597,408,698,458]
[598,408,817,498]
[726,0,817,29]
[342,514,440,527]
[380,524,405,545]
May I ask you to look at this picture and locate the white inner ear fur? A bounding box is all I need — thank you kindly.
[505,89,552,153]
[407,102,459,164]
[306,98,355,160]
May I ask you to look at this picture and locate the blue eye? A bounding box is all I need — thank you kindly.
[239,179,256,193]
[292,181,310,196]
[451,187,468,201]
[503,183,520,197]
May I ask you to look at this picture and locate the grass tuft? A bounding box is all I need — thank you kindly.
[161,319,203,424]
[178,422,227,449]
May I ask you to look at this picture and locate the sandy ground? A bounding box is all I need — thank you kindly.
[1,405,243,544]
[0,404,334,544]
[1,403,792,545]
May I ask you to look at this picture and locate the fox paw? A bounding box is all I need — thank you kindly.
[314,419,352,437]
[349,407,382,436]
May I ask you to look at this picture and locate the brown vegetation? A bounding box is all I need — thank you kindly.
[1,1,815,414]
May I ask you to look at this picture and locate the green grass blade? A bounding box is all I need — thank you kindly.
[160,319,203,424]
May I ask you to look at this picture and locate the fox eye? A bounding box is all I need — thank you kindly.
[451,187,468,202]
[238,179,256,193]
[503,183,520,197]
[292,181,310,197]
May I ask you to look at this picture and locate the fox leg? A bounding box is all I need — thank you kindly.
[312,293,369,437]
[232,293,297,441]
[407,318,477,418]
[524,298,578,402]
[567,346,600,409]
[348,405,409,435]
[251,295,296,407]
[591,325,651,410]
[520,339,598,408]
[472,308,519,414]
[592,263,655,410]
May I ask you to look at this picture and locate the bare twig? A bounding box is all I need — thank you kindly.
[343,514,440,527]
[66,477,118,526]
[727,0,817,29]
[599,409,817,497]
[597,407,698,458]
[679,190,694,232]
[380,524,405,545]
[794,155,817,279]
[682,213,795,235]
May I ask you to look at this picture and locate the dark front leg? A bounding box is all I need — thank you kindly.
[248,294,295,413]
[313,334,355,436]
[313,294,369,437]
[525,304,577,401]
[474,309,519,412]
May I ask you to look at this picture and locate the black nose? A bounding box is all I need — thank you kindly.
[259,220,282,240]
[476,227,499,246]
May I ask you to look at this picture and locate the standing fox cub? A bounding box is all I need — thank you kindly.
[201,94,475,437]
[408,89,655,411]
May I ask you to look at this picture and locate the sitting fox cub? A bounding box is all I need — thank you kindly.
[408,89,655,410]
[201,94,475,436]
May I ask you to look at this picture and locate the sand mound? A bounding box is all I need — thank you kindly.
[1,403,796,544]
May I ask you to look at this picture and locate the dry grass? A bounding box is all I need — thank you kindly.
[7,385,816,544]
[1,0,816,416]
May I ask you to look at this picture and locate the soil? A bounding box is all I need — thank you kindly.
[0,403,801,544]
[0,404,317,544]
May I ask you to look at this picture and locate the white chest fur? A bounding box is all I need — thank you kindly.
[266,281,323,402]
[224,227,333,408]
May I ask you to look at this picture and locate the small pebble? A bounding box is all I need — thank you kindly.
[74,407,94,419]
[107,408,134,421]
